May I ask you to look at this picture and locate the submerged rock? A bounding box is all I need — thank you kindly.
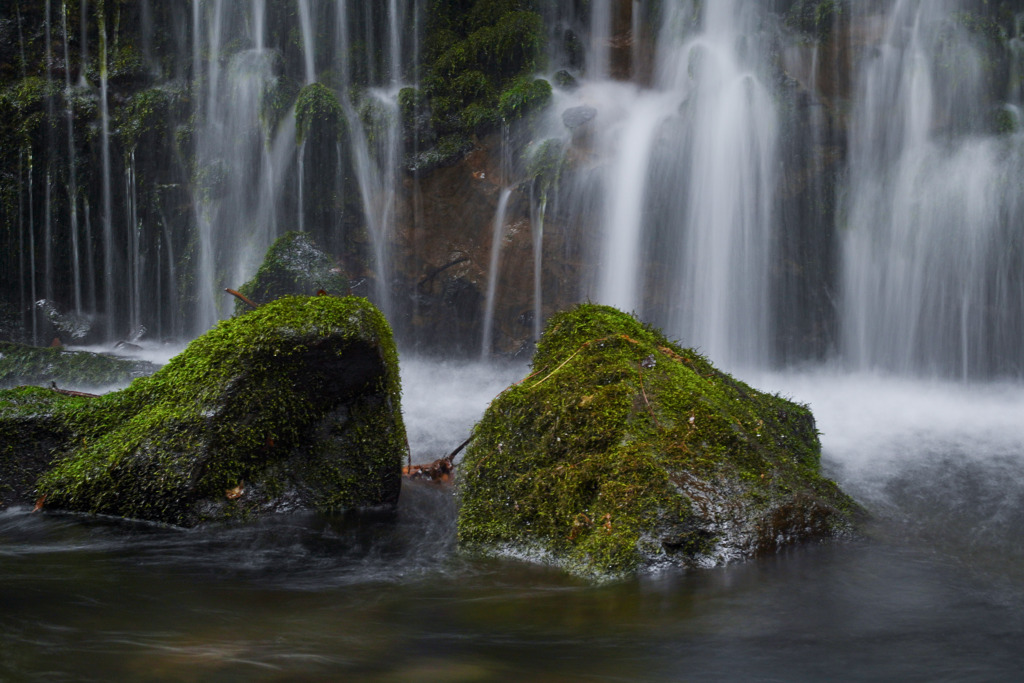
[234,231,350,315]
[457,304,860,579]
[1,296,405,524]
[0,341,160,391]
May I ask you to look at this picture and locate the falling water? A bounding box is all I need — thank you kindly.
[78,0,88,85]
[532,192,546,343]
[841,0,1024,377]
[125,152,141,336]
[481,188,514,357]
[98,1,115,340]
[297,0,316,85]
[26,151,38,343]
[62,0,82,314]
[595,90,672,314]
[577,0,778,369]
[43,0,54,307]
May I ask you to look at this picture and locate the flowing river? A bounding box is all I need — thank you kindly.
[3,360,1023,681]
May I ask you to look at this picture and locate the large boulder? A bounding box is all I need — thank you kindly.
[234,231,350,315]
[0,341,159,390]
[457,304,860,579]
[1,296,405,525]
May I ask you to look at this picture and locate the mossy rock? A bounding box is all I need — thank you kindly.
[11,296,405,525]
[0,341,160,391]
[457,304,860,580]
[0,387,87,509]
[234,231,350,315]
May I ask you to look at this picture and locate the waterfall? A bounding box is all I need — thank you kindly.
[841,0,1024,377]
[3,0,1020,376]
[62,0,82,315]
[98,1,115,340]
[481,188,514,357]
[572,0,777,369]
[297,0,316,85]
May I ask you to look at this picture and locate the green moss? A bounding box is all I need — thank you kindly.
[117,86,183,153]
[785,0,842,40]
[32,296,405,526]
[498,76,551,121]
[235,231,349,315]
[424,2,547,142]
[295,82,345,145]
[458,304,859,579]
[0,341,159,390]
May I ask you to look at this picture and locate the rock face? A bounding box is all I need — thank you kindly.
[457,304,859,579]
[0,341,160,391]
[234,231,351,315]
[1,296,406,524]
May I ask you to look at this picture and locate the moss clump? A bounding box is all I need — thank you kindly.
[295,82,345,144]
[422,1,548,159]
[458,304,860,580]
[234,231,350,315]
[785,0,842,40]
[0,341,159,391]
[498,75,552,121]
[31,295,405,526]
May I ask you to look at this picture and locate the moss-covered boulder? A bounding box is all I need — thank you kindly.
[1,296,405,524]
[0,341,160,391]
[234,231,350,315]
[457,304,860,579]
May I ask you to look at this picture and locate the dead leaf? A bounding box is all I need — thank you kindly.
[225,482,245,500]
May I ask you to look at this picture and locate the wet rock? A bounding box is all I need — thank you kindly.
[0,388,82,509]
[457,304,861,580]
[3,296,405,525]
[234,231,350,315]
[561,105,597,131]
[0,341,160,391]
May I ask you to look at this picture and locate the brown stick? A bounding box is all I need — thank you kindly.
[636,365,661,430]
[225,288,259,309]
[31,382,100,398]
[443,434,473,465]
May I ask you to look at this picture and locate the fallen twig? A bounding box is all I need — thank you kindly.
[32,382,101,398]
[225,288,260,309]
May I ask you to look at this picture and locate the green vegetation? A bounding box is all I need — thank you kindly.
[421,0,550,163]
[295,82,345,144]
[458,304,859,579]
[10,296,406,526]
[784,0,842,40]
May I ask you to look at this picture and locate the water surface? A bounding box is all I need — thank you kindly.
[3,362,1023,681]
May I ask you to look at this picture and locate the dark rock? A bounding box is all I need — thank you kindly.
[0,341,160,391]
[562,105,597,130]
[234,231,350,315]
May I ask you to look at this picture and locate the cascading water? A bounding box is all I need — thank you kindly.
[555,0,779,370]
[481,187,514,357]
[98,0,114,340]
[841,0,1024,378]
[2,0,1021,376]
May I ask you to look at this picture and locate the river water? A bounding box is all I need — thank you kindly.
[3,360,1024,681]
